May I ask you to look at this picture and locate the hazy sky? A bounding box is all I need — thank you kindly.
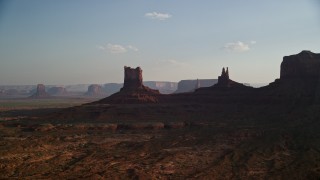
[0,0,319,85]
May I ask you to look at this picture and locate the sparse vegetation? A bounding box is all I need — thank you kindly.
[1,99,320,179]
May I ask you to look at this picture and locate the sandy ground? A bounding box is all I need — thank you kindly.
[1,100,320,179]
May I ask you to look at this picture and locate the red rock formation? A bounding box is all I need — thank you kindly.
[85,84,106,97]
[281,50,320,80]
[48,87,67,96]
[54,50,320,122]
[262,50,320,104]
[122,66,143,91]
[213,67,248,88]
[217,67,229,86]
[94,51,320,105]
[174,79,218,93]
[118,66,159,94]
[30,84,51,98]
[95,66,160,104]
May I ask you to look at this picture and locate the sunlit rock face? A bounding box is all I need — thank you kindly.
[30,84,51,98]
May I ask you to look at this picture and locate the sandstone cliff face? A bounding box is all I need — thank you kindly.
[122,66,143,91]
[120,66,159,94]
[30,84,51,98]
[281,50,320,80]
[262,51,320,104]
[85,84,106,97]
[283,51,320,103]
[174,79,217,93]
[104,82,177,95]
[95,66,160,104]
[94,51,320,105]
[143,81,177,94]
[48,87,67,96]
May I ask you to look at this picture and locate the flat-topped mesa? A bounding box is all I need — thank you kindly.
[264,50,320,104]
[122,66,143,91]
[30,84,51,98]
[281,50,320,80]
[85,84,106,97]
[48,86,67,96]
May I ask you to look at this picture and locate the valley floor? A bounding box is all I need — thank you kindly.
[0,100,320,179]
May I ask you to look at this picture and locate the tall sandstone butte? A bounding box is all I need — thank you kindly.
[264,50,320,103]
[122,66,143,90]
[95,66,160,104]
[278,50,320,96]
[85,84,106,97]
[281,50,320,79]
[30,84,51,98]
[120,66,159,94]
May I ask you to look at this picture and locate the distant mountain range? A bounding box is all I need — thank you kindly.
[0,81,266,98]
[0,81,178,97]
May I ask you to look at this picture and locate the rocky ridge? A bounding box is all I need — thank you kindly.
[94,51,320,105]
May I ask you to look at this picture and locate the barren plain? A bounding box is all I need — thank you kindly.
[1,99,320,179]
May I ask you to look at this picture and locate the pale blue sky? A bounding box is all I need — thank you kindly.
[0,0,319,85]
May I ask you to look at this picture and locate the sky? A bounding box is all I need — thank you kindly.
[0,0,319,85]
